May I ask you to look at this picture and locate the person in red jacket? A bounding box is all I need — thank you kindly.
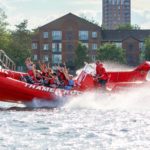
[95,61,108,88]
[25,57,37,82]
[57,66,69,87]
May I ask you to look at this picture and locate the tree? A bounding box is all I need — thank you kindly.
[80,14,99,26]
[75,42,89,69]
[0,8,8,31]
[116,24,140,30]
[101,24,106,30]
[8,20,32,68]
[97,43,126,63]
[144,36,150,60]
[0,8,11,50]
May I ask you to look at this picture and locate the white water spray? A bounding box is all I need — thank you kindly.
[23,62,150,110]
[65,62,150,110]
[64,86,150,110]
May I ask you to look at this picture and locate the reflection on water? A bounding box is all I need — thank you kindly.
[0,106,150,149]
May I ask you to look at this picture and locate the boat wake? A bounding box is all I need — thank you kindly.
[21,84,150,111]
[25,97,68,108]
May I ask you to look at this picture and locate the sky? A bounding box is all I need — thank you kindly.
[0,0,150,30]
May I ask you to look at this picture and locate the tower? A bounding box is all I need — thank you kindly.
[102,0,131,29]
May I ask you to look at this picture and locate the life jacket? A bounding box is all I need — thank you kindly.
[41,71,49,77]
[96,64,108,80]
[49,78,55,84]
[28,70,34,77]
[36,73,42,80]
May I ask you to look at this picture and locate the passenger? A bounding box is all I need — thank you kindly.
[47,66,54,78]
[49,73,60,88]
[20,74,27,83]
[95,60,108,88]
[25,57,36,82]
[38,61,48,77]
[57,65,69,87]
[35,70,44,85]
[65,75,74,90]
[60,63,74,90]
[38,62,52,86]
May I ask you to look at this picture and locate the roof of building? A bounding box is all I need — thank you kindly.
[101,30,150,42]
[39,13,101,30]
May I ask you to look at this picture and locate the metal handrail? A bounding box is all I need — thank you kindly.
[0,49,16,70]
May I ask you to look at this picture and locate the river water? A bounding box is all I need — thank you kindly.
[0,86,150,150]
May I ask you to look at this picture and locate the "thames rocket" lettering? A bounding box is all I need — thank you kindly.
[24,83,81,96]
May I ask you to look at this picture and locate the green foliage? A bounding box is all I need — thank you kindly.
[0,8,32,70]
[144,36,150,60]
[32,28,39,35]
[7,20,32,67]
[80,14,99,26]
[101,24,106,30]
[75,42,89,69]
[0,8,8,31]
[0,8,11,50]
[97,43,126,63]
[116,24,140,30]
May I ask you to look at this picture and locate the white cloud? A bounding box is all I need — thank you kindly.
[1,0,150,30]
[142,22,150,29]
[72,0,100,5]
[132,0,150,11]
[0,0,14,11]
[132,8,150,29]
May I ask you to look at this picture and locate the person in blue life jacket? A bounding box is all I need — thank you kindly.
[65,75,74,90]
[59,62,74,90]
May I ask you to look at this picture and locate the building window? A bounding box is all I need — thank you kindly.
[128,44,134,51]
[43,32,48,38]
[92,43,97,50]
[82,43,89,48]
[79,31,89,40]
[92,32,97,38]
[66,53,74,66]
[139,42,145,51]
[52,54,62,64]
[66,31,73,40]
[52,31,62,40]
[121,0,125,5]
[33,54,38,61]
[108,0,112,4]
[127,55,134,65]
[43,55,49,62]
[32,43,38,49]
[92,55,96,61]
[52,43,62,52]
[43,44,49,50]
[115,42,122,48]
[66,44,74,52]
[125,1,130,5]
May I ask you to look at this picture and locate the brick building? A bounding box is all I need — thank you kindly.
[102,30,150,65]
[32,13,101,69]
[32,13,150,68]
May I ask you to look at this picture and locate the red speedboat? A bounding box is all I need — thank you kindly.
[0,61,150,104]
